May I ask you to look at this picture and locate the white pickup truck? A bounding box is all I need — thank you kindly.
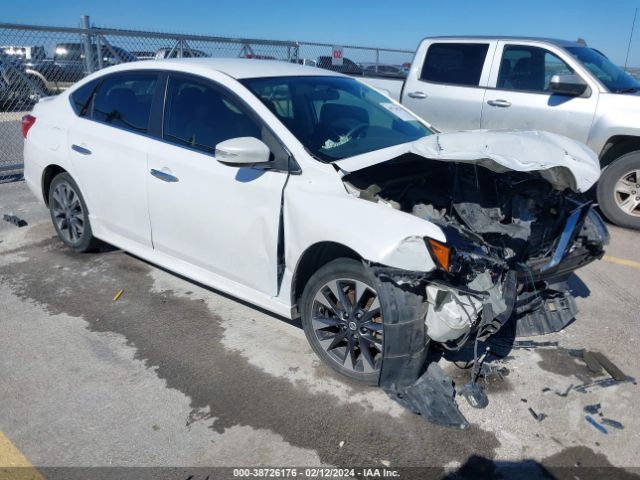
[362,36,640,229]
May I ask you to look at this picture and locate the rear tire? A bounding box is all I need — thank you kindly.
[48,172,101,252]
[597,151,640,229]
[300,258,383,385]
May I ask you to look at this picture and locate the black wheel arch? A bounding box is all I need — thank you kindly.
[600,135,640,169]
[291,241,362,317]
[42,164,68,207]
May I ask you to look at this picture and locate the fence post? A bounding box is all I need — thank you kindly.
[375,48,379,73]
[95,34,104,70]
[80,15,94,74]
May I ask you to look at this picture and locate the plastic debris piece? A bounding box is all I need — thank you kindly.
[512,340,559,349]
[338,441,345,448]
[384,362,469,429]
[585,415,608,434]
[542,387,551,393]
[460,382,489,409]
[2,214,27,228]
[583,403,601,415]
[380,460,391,467]
[113,289,124,302]
[520,398,528,403]
[568,348,585,358]
[528,407,547,422]
[554,384,574,397]
[574,377,635,393]
[601,418,624,430]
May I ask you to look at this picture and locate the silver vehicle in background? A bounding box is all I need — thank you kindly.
[362,37,640,229]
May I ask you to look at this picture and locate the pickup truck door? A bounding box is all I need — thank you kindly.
[401,40,497,131]
[480,41,598,143]
[146,73,289,296]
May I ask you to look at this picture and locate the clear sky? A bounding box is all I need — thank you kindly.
[3,0,640,66]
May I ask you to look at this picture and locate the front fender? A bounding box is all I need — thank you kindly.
[284,180,445,272]
[588,94,640,155]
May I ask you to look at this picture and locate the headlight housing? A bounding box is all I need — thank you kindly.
[426,227,506,280]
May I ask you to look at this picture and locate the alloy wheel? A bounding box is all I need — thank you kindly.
[310,278,383,374]
[51,181,85,244]
[614,169,640,217]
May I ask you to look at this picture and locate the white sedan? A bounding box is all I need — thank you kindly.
[23,58,608,427]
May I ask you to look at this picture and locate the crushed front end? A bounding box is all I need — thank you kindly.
[344,151,609,427]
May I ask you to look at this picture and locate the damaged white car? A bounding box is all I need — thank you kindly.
[23,59,609,427]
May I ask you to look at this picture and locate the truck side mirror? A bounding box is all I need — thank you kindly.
[549,74,588,96]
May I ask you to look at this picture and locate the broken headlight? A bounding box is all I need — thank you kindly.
[426,227,506,281]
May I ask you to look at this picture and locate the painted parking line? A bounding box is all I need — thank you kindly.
[603,254,640,270]
[0,431,45,480]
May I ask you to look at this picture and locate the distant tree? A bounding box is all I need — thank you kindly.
[576,38,587,46]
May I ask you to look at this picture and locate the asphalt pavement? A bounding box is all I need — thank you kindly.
[0,180,639,479]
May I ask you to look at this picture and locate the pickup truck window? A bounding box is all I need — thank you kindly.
[497,45,573,93]
[566,46,640,93]
[242,76,430,162]
[420,43,489,86]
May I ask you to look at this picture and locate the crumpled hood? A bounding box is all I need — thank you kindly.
[335,130,601,192]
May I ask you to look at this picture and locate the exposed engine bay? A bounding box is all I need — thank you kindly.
[344,152,608,343]
[342,153,609,427]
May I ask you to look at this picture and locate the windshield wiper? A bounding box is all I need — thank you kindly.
[616,87,639,93]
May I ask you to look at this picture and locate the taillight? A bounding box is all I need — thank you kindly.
[21,114,36,139]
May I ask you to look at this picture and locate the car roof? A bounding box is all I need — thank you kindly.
[423,36,584,48]
[107,57,341,79]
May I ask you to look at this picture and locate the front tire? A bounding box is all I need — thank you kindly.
[597,151,640,229]
[48,172,101,252]
[300,258,383,385]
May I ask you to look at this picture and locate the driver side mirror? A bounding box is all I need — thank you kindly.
[215,137,271,166]
[549,74,588,96]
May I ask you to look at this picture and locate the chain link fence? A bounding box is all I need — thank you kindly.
[0,18,413,178]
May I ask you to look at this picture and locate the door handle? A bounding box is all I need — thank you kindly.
[150,168,179,183]
[487,99,512,108]
[71,144,92,155]
[407,91,427,99]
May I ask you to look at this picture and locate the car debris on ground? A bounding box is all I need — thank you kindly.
[2,213,27,227]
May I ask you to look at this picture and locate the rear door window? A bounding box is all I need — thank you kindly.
[91,72,158,133]
[420,43,489,86]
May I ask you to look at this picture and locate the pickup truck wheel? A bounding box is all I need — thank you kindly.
[48,173,101,252]
[597,151,640,229]
[300,258,383,385]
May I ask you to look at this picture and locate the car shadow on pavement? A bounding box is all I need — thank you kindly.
[444,452,640,480]
[444,455,554,479]
[125,251,303,329]
[568,273,591,298]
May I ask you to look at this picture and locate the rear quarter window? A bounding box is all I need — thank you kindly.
[420,43,489,86]
[70,79,99,116]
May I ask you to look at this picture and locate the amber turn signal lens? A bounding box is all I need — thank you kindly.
[428,239,450,272]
